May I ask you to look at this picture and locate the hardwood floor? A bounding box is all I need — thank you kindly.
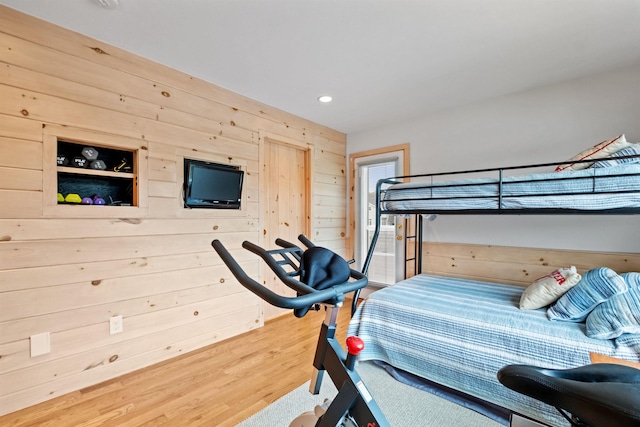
[0,304,352,427]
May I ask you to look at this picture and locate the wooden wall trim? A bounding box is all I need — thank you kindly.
[347,143,411,259]
[421,242,640,287]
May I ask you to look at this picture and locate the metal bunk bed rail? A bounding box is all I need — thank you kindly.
[353,155,640,314]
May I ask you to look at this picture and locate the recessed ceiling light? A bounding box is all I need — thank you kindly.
[318,95,333,103]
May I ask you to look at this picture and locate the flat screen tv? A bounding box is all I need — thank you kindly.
[184,158,244,209]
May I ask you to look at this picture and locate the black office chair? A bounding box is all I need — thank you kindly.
[498,363,640,427]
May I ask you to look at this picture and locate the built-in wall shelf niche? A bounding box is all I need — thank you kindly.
[43,126,148,218]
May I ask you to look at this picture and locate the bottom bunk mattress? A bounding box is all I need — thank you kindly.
[347,274,640,427]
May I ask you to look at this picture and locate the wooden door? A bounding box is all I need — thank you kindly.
[263,138,309,319]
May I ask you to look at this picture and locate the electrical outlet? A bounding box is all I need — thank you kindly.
[109,315,123,334]
[30,332,51,357]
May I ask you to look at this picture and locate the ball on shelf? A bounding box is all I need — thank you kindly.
[81,197,93,205]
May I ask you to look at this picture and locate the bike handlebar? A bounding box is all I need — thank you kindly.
[212,239,368,310]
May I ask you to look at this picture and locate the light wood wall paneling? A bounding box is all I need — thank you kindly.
[0,25,335,147]
[311,227,348,242]
[314,180,346,198]
[0,114,42,141]
[0,33,255,144]
[314,156,347,178]
[315,148,347,168]
[148,180,182,198]
[314,195,346,209]
[0,251,246,294]
[312,134,347,155]
[0,307,259,416]
[0,264,244,323]
[1,291,258,376]
[314,204,346,219]
[1,279,244,344]
[0,232,257,270]
[1,84,254,154]
[0,166,41,191]
[0,7,344,143]
[0,218,256,241]
[422,242,640,286]
[148,157,177,183]
[0,137,42,170]
[0,7,346,415]
[316,172,346,187]
[314,217,346,229]
[0,189,43,218]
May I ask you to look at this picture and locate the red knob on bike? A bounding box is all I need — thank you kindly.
[346,336,365,356]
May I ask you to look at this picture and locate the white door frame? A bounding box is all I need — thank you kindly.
[349,144,410,287]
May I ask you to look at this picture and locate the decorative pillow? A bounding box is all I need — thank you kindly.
[591,143,640,168]
[622,272,640,288]
[555,134,630,172]
[519,266,581,310]
[586,287,640,339]
[547,267,627,322]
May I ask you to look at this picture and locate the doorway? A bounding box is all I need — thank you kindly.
[350,144,410,289]
[262,134,310,319]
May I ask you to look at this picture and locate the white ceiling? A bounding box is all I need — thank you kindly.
[2,0,640,135]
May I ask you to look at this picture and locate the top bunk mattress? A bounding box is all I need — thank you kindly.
[381,163,640,213]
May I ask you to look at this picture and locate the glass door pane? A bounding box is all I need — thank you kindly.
[355,156,402,286]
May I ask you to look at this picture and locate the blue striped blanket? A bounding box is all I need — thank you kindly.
[347,274,640,426]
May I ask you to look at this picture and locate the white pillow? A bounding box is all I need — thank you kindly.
[519,266,581,310]
[555,134,630,172]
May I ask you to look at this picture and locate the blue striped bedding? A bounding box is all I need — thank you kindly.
[381,163,640,211]
[347,274,640,426]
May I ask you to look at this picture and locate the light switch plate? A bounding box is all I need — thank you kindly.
[30,332,51,357]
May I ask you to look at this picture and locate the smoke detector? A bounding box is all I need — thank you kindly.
[96,0,119,9]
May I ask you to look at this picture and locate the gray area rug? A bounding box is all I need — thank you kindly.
[237,362,503,426]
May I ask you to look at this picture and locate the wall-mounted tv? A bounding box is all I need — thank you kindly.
[183,158,244,209]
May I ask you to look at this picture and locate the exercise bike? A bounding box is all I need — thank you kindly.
[498,363,640,427]
[214,235,640,427]
[212,235,390,427]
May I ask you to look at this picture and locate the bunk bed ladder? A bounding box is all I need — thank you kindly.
[404,214,423,278]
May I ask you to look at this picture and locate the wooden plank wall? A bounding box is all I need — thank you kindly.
[422,242,640,287]
[0,6,347,416]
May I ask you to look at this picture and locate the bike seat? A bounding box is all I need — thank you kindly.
[497,363,640,427]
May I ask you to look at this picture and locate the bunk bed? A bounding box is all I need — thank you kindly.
[347,141,640,427]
